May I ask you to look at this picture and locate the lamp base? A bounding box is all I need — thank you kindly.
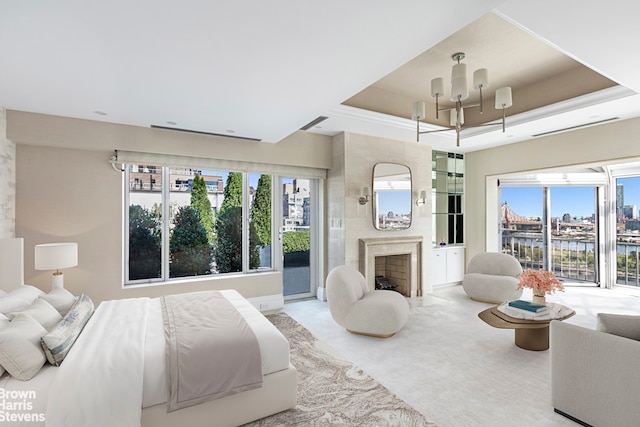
[51,273,64,290]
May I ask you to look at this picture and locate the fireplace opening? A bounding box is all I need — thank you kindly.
[374,254,410,296]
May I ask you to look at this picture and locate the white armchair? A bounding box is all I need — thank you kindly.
[550,315,640,427]
[462,252,523,303]
[325,265,409,338]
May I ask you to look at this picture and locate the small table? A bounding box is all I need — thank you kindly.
[478,304,575,351]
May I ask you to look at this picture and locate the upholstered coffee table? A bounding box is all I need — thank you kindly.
[478,303,575,351]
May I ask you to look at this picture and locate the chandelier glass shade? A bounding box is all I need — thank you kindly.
[412,52,513,146]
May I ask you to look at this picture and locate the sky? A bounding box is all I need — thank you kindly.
[501,177,640,218]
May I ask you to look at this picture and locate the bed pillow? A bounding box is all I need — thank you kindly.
[41,294,94,366]
[0,313,9,377]
[0,313,48,380]
[0,285,45,315]
[9,298,63,331]
[596,313,640,341]
[39,287,76,316]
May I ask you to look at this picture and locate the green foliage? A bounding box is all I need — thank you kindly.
[190,174,215,244]
[282,231,310,253]
[251,175,272,247]
[128,204,161,280]
[170,206,211,277]
[214,205,242,273]
[214,172,243,273]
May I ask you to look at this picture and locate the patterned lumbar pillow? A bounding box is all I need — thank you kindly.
[0,313,48,380]
[41,294,94,366]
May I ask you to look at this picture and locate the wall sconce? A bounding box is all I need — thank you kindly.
[35,242,78,289]
[415,190,427,206]
[359,187,371,205]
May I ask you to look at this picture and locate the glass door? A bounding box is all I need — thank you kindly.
[279,176,317,299]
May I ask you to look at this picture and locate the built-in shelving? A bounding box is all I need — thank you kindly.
[432,151,464,246]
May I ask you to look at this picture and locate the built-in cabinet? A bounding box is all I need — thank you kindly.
[432,246,465,286]
[432,150,465,286]
[432,151,464,245]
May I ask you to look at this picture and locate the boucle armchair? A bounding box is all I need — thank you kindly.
[462,252,523,303]
[550,315,640,427]
[325,265,409,338]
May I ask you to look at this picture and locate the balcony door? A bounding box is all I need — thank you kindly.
[500,181,602,286]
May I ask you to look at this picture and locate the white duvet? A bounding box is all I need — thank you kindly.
[42,290,289,427]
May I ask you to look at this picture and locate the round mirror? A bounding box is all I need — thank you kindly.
[372,163,412,230]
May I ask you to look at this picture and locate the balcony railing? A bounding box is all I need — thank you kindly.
[503,235,640,287]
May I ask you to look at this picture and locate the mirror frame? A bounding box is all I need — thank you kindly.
[372,162,412,230]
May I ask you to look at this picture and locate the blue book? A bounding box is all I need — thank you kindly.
[508,299,548,313]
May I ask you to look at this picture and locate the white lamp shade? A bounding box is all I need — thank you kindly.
[450,76,468,101]
[35,243,78,271]
[495,87,513,109]
[430,78,444,97]
[473,68,489,89]
[412,101,426,120]
[362,186,371,197]
[450,108,464,127]
[451,63,466,80]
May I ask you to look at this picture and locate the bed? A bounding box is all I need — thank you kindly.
[0,237,297,427]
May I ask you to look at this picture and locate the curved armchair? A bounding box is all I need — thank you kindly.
[462,252,523,303]
[326,265,409,338]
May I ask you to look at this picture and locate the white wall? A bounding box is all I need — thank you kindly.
[327,132,432,294]
[465,116,640,266]
[10,111,333,303]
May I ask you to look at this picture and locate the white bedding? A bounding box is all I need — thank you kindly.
[2,290,290,427]
[142,290,290,408]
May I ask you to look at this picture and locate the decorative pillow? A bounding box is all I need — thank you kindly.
[0,285,45,315]
[596,313,640,341]
[39,287,77,316]
[9,298,62,331]
[0,313,9,377]
[0,313,47,380]
[41,294,94,366]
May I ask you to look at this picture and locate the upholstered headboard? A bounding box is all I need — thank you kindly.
[0,238,25,292]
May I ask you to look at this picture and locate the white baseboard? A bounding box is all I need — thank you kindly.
[247,294,284,312]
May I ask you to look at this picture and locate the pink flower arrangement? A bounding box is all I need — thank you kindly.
[517,269,565,296]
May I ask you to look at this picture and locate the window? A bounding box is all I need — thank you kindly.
[125,164,273,285]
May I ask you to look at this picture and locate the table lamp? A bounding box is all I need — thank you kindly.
[35,242,78,289]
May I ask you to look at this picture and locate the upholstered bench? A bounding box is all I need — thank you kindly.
[326,265,409,338]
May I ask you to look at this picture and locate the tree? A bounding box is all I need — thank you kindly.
[251,175,272,247]
[170,206,211,277]
[215,172,243,273]
[190,173,215,244]
[250,174,271,269]
[128,204,161,280]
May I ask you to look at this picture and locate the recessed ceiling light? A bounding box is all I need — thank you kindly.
[166,121,177,126]
[226,129,236,134]
[93,110,107,116]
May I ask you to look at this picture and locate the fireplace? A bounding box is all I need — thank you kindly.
[359,236,423,297]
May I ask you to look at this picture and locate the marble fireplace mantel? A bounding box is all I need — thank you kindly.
[359,236,423,297]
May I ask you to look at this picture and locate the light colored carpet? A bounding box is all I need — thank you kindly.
[245,312,436,426]
[283,284,640,427]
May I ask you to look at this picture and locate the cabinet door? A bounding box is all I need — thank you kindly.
[446,248,464,283]
[432,250,447,285]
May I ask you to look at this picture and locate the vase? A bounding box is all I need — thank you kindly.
[532,294,546,305]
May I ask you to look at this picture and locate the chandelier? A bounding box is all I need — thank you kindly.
[412,52,513,146]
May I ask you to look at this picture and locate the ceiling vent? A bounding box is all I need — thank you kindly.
[150,125,261,141]
[300,116,329,131]
[532,117,619,138]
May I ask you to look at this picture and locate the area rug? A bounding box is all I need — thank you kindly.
[244,312,436,426]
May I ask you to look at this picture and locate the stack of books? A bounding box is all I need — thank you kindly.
[508,299,549,314]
